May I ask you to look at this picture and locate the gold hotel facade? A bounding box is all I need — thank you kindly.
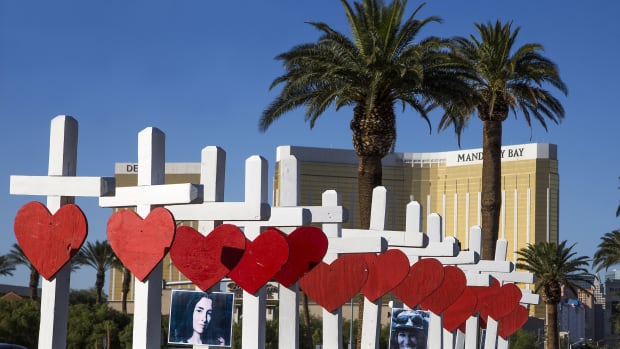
[107,143,558,317]
[274,143,559,262]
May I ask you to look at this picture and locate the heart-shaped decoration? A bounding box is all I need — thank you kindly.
[299,254,368,313]
[274,226,328,287]
[479,282,522,321]
[498,304,529,339]
[107,208,176,282]
[228,228,289,295]
[169,224,246,291]
[421,265,467,314]
[392,258,444,309]
[360,249,409,302]
[443,287,478,332]
[14,201,88,280]
[470,277,501,327]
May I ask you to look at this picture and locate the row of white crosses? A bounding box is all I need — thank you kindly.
[9,116,538,349]
[343,186,540,349]
[271,154,540,349]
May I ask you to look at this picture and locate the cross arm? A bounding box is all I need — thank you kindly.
[99,183,202,207]
[10,175,115,197]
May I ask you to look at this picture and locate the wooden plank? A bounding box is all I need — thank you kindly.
[10,175,115,196]
[100,183,202,207]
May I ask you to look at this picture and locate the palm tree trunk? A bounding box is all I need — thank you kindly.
[29,268,39,301]
[121,267,131,313]
[546,302,559,349]
[357,155,382,229]
[96,269,104,304]
[481,120,502,260]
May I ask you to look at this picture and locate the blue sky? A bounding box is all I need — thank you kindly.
[1,1,618,290]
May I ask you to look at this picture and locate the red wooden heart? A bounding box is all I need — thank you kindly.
[228,228,289,295]
[14,201,88,280]
[360,249,410,302]
[498,304,529,339]
[443,287,478,332]
[107,208,176,282]
[169,224,246,291]
[299,254,368,313]
[392,258,444,309]
[274,226,328,287]
[471,278,501,312]
[421,265,467,314]
[479,282,522,321]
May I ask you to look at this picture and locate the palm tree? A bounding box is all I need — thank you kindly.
[616,177,620,217]
[259,2,470,346]
[7,243,40,301]
[0,254,16,276]
[440,21,568,260]
[74,240,119,304]
[593,230,620,272]
[516,241,592,349]
[120,266,132,313]
[260,0,470,230]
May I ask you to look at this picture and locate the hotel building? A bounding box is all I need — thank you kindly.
[274,143,558,260]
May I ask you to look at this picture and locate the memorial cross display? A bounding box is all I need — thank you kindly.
[10,116,114,349]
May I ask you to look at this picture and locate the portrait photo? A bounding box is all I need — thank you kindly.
[389,308,430,349]
[168,290,234,347]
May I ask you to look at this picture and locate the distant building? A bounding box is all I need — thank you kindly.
[0,284,40,299]
[604,270,620,347]
[559,275,605,344]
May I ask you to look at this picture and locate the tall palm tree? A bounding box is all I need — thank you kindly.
[516,241,592,349]
[593,230,620,272]
[7,243,40,301]
[75,240,119,304]
[0,254,16,276]
[440,21,568,260]
[260,0,470,230]
[259,2,470,346]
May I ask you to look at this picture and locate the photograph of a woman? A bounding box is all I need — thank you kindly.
[168,290,234,347]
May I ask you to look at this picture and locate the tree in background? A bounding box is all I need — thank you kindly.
[440,20,567,260]
[516,241,592,349]
[260,0,470,230]
[69,287,106,306]
[593,230,620,272]
[510,329,539,349]
[74,240,119,304]
[7,243,39,301]
[0,299,40,347]
[260,1,470,345]
[0,255,15,277]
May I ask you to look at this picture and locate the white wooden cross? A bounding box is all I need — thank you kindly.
[318,189,386,349]
[435,230,537,349]
[273,155,348,349]
[340,187,471,349]
[99,127,202,349]
[9,115,115,349]
[166,150,306,349]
